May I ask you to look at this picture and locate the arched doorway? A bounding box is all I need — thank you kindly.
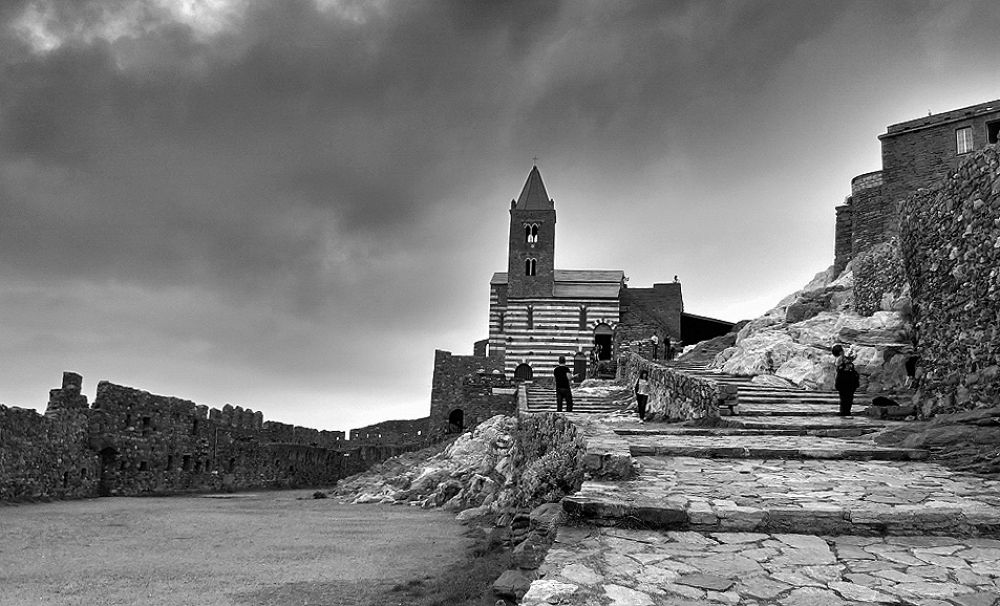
[593,324,613,360]
[448,409,464,433]
[513,363,533,381]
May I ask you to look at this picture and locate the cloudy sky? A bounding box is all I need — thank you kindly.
[1,0,998,433]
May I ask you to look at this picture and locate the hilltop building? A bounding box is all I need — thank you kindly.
[836,99,1000,272]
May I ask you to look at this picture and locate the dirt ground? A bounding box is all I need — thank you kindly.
[0,490,485,606]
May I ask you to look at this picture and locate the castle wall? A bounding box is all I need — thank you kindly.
[349,417,429,444]
[898,145,1000,416]
[833,202,853,275]
[428,350,514,440]
[0,373,414,502]
[849,171,886,257]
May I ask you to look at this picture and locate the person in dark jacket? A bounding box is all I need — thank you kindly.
[554,355,574,412]
[832,344,859,417]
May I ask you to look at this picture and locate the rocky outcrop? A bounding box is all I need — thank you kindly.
[330,413,585,514]
[713,264,915,394]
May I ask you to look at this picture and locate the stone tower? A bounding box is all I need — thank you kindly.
[506,166,556,299]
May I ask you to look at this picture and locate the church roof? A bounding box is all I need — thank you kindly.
[515,166,553,210]
[490,269,624,299]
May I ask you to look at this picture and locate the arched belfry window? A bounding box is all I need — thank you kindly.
[525,223,539,244]
[525,258,536,276]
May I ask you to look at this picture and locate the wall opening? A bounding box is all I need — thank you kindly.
[513,363,533,381]
[594,323,613,360]
[989,120,1000,144]
[447,409,465,433]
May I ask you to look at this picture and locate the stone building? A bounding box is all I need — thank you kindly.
[835,99,1000,273]
[488,166,732,381]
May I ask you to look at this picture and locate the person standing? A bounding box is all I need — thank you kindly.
[634,370,650,423]
[650,334,659,360]
[832,344,859,417]
[554,355,574,412]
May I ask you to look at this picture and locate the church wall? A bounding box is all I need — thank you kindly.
[492,298,620,380]
[619,283,683,345]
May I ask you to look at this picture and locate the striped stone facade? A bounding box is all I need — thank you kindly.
[488,285,622,380]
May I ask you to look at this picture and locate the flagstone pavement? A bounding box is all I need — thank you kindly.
[518,379,1000,606]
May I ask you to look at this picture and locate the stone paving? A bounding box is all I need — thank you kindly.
[518,369,1000,605]
[523,527,1000,606]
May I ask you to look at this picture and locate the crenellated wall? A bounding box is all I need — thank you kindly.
[0,373,419,502]
[428,349,515,440]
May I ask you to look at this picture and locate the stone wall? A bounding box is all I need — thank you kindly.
[849,171,887,257]
[618,283,683,345]
[852,240,907,317]
[0,373,417,502]
[350,417,429,445]
[617,352,737,421]
[428,350,515,440]
[898,145,1000,416]
[833,202,853,275]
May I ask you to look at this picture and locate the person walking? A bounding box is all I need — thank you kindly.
[634,370,650,422]
[832,344,859,417]
[554,355,574,413]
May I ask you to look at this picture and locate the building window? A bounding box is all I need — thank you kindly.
[957,126,974,154]
[498,312,505,333]
[525,258,536,276]
[527,305,534,330]
[988,121,1000,145]
[579,306,587,330]
[524,223,539,243]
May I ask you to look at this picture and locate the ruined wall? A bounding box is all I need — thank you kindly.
[428,349,515,440]
[0,373,416,502]
[350,417,429,445]
[618,352,737,421]
[899,145,1000,416]
[0,406,97,501]
[833,201,854,276]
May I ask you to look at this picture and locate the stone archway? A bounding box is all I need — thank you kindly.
[513,363,533,381]
[594,323,613,360]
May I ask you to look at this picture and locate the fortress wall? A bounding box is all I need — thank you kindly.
[0,405,97,501]
[429,350,514,440]
[849,171,887,257]
[349,417,430,444]
[0,374,413,502]
[899,145,1000,416]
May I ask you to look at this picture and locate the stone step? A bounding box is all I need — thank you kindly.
[562,455,1000,537]
[719,416,898,432]
[736,402,843,416]
[623,433,927,461]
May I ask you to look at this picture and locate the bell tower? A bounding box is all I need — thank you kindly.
[507,166,556,298]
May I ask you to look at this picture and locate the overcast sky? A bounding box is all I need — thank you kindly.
[1,0,998,433]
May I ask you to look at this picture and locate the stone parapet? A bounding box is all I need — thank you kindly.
[617,353,737,421]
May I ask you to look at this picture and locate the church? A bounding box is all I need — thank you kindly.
[487,166,733,382]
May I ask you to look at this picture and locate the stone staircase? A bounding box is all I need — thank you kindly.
[516,363,1000,604]
[558,364,1000,537]
[522,383,633,414]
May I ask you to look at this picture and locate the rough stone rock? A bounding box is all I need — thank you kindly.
[751,374,796,389]
[492,569,534,600]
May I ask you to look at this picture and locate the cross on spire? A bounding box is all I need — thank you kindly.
[532,156,539,165]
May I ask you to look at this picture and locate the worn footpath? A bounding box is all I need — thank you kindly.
[518,376,1000,606]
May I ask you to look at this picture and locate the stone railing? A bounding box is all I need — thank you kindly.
[617,353,737,421]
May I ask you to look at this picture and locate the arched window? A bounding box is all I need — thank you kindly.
[527,305,534,330]
[498,312,505,333]
[525,258,536,276]
[531,224,539,243]
[524,224,532,243]
[579,306,587,330]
